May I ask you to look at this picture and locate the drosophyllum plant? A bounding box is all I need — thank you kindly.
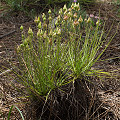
[15,2,116,101]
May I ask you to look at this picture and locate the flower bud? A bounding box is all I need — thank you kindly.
[43,17,46,21]
[48,9,51,14]
[63,15,68,21]
[57,28,61,35]
[20,25,23,31]
[49,38,52,45]
[20,44,24,48]
[68,8,72,12]
[40,29,43,35]
[57,15,61,22]
[84,18,87,22]
[78,15,83,23]
[34,16,40,24]
[43,23,47,29]
[67,12,72,17]
[96,20,100,25]
[73,13,77,18]
[49,16,52,21]
[59,8,63,15]
[26,44,29,49]
[23,39,28,46]
[74,3,77,10]
[42,13,45,18]
[61,20,64,25]
[43,31,47,39]
[34,17,38,23]
[26,36,31,43]
[37,29,41,37]
[38,16,40,22]
[49,29,53,37]
[64,10,67,15]
[76,3,80,11]
[87,17,91,23]
[71,3,74,9]
[74,19,79,26]
[17,46,20,53]
[53,32,57,37]
[38,21,42,29]
[63,4,67,12]
[28,27,33,36]
[22,34,25,40]
[69,17,73,22]
[73,3,80,11]
[55,20,58,26]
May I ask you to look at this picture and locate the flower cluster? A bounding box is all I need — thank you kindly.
[18,2,100,52]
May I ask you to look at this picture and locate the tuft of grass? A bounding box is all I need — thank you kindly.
[11,2,117,101]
